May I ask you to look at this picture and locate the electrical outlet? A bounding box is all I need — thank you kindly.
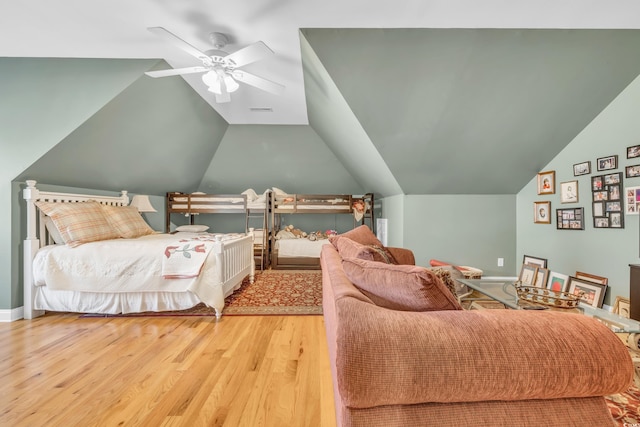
[497,258,504,267]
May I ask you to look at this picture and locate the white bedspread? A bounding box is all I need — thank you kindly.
[276,238,331,258]
[32,232,244,311]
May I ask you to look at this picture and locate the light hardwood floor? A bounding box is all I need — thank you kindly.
[0,313,337,427]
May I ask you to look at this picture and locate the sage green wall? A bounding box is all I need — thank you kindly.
[1,58,158,310]
[517,75,640,306]
[383,195,516,276]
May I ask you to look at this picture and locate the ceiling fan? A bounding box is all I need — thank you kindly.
[145,27,285,103]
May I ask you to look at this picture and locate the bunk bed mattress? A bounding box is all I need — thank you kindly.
[275,239,331,258]
[32,232,245,313]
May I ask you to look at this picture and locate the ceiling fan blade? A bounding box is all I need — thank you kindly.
[145,66,208,78]
[147,27,209,61]
[224,41,274,67]
[232,70,285,96]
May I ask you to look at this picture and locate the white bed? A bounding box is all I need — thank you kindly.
[23,181,254,320]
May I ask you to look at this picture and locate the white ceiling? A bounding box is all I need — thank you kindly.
[2,1,640,125]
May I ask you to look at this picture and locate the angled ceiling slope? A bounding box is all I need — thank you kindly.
[302,28,640,194]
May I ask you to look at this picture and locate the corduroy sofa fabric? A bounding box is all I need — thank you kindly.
[342,257,462,311]
[336,225,384,246]
[320,244,633,427]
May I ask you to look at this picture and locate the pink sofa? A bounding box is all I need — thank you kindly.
[321,226,633,427]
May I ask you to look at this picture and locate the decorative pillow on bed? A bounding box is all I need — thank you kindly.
[175,224,210,233]
[342,257,463,312]
[35,200,120,247]
[101,205,155,238]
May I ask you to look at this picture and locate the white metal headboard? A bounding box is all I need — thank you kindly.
[22,180,129,319]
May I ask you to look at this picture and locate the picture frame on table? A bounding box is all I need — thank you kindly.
[597,155,618,171]
[560,180,578,203]
[568,277,607,308]
[574,271,608,285]
[573,161,591,176]
[537,170,555,195]
[519,264,538,286]
[533,201,551,224]
[626,165,640,178]
[533,267,549,288]
[547,271,569,292]
[523,255,548,269]
[628,145,640,159]
[613,296,631,318]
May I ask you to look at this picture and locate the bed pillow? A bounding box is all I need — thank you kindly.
[241,188,258,202]
[342,257,463,312]
[35,200,120,247]
[175,224,210,233]
[44,216,64,244]
[101,205,155,239]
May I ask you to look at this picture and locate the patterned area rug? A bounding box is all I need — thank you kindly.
[606,384,640,426]
[81,270,322,317]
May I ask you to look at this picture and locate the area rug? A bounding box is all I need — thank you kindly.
[606,383,640,426]
[80,269,323,318]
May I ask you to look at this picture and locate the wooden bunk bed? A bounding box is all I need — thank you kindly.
[270,192,374,269]
[166,191,270,270]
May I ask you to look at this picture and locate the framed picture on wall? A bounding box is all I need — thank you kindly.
[626,186,640,214]
[556,208,584,230]
[628,145,640,159]
[534,201,551,224]
[597,155,618,171]
[537,171,555,195]
[560,181,578,203]
[626,165,640,178]
[592,173,624,229]
[573,161,591,176]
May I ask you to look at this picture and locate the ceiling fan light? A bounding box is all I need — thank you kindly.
[223,75,240,93]
[202,71,221,94]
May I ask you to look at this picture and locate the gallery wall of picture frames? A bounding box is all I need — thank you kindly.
[535,144,640,229]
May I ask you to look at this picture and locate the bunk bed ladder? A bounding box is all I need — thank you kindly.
[247,207,269,270]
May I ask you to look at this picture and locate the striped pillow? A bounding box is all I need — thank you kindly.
[102,205,155,238]
[35,201,120,247]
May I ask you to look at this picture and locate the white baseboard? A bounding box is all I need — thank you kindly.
[0,306,24,322]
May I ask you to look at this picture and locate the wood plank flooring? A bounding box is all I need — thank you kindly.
[0,313,336,427]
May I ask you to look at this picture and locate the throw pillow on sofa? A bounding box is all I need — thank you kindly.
[331,225,397,264]
[342,257,463,312]
[331,235,398,264]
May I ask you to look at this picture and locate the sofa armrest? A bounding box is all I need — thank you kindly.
[335,299,633,409]
[386,247,415,265]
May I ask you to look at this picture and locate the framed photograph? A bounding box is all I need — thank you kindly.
[604,172,622,185]
[610,212,623,228]
[609,184,621,200]
[537,170,555,195]
[523,255,547,269]
[547,271,569,292]
[573,161,591,176]
[519,264,538,286]
[628,145,640,159]
[593,190,608,201]
[613,296,631,318]
[574,271,608,285]
[594,217,609,228]
[597,155,618,171]
[606,201,621,212]
[592,201,605,217]
[534,201,551,224]
[591,176,603,191]
[568,277,607,308]
[556,207,584,230]
[626,186,640,215]
[533,267,549,288]
[560,181,578,203]
[626,165,640,178]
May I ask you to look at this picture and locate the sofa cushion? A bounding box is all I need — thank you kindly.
[331,235,399,264]
[342,257,463,311]
[331,226,398,264]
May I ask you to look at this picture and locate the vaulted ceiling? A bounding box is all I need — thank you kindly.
[5,2,640,196]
